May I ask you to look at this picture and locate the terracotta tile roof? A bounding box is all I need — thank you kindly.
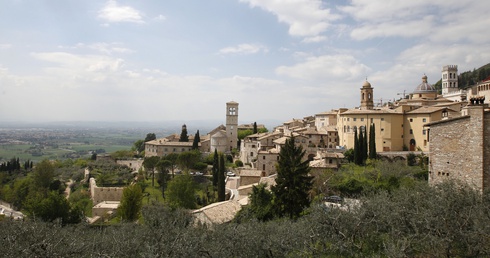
[145,140,194,147]
[191,200,242,225]
[239,169,263,177]
[341,108,402,115]
[406,106,456,114]
[259,175,277,189]
[257,131,283,140]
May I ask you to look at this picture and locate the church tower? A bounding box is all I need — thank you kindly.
[226,101,239,152]
[360,80,374,110]
[442,65,458,95]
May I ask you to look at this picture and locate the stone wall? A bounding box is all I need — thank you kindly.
[116,159,143,172]
[429,105,488,192]
[89,178,124,205]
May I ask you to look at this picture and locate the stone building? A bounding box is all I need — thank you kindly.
[145,139,194,157]
[225,101,239,153]
[338,76,461,152]
[426,97,490,192]
[441,65,467,102]
[144,101,238,157]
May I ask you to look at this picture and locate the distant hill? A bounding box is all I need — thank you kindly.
[434,63,490,93]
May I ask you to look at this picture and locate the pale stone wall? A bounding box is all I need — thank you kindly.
[429,105,488,192]
[337,112,404,152]
[239,175,261,186]
[89,178,124,205]
[256,150,279,176]
[116,159,143,172]
[237,184,255,197]
[484,112,490,190]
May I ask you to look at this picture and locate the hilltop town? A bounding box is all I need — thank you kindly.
[2,64,490,256]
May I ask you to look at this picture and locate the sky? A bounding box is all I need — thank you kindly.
[1,0,490,125]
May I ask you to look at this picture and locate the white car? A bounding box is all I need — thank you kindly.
[226,171,236,177]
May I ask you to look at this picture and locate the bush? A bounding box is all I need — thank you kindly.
[234,160,243,167]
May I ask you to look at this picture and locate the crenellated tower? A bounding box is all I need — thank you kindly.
[442,65,458,95]
[226,101,238,152]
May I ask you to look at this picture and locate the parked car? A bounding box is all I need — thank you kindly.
[324,195,343,204]
[226,171,236,177]
[195,172,203,176]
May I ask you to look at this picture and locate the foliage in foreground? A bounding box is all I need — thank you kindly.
[1,182,489,257]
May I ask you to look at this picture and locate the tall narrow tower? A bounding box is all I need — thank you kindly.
[226,101,239,152]
[360,80,374,110]
[442,65,458,95]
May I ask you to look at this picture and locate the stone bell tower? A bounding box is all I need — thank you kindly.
[360,80,374,110]
[226,101,239,152]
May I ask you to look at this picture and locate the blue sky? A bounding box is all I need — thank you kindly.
[1,0,490,124]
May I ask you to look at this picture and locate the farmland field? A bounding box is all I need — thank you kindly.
[0,125,170,163]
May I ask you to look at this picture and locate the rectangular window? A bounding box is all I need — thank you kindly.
[263,156,265,160]
[250,152,253,157]
[262,164,265,170]
[370,118,373,123]
[409,118,413,122]
[410,129,413,134]
[361,118,364,122]
[353,118,356,121]
[329,159,332,164]
[381,128,384,131]
[423,129,426,135]
[422,118,427,122]
[381,118,385,121]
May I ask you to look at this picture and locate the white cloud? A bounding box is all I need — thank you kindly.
[98,0,144,24]
[58,42,132,54]
[154,14,166,21]
[0,44,12,49]
[339,0,484,42]
[302,36,327,43]
[219,43,268,55]
[240,0,340,37]
[350,16,435,40]
[276,54,370,81]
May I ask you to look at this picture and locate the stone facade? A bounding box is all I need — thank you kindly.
[256,149,279,177]
[145,140,194,157]
[89,178,124,205]
[427,103,490,192]
[116,159,143,172]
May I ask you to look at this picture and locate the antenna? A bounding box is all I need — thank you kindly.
[397,90,407,98]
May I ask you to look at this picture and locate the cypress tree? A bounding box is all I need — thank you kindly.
[354,128,360,165]
[369,124,377,160]
[362,127,368,163]
[358,128,366,165]
[179,124,189,142]
[212,149,219,187]
[271,136,313,219]
[192,130,200,150]
[217,153,226,202]
[253,122,258,134]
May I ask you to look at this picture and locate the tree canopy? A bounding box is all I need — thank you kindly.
[118,184,143,222]
[271,136,313,219]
